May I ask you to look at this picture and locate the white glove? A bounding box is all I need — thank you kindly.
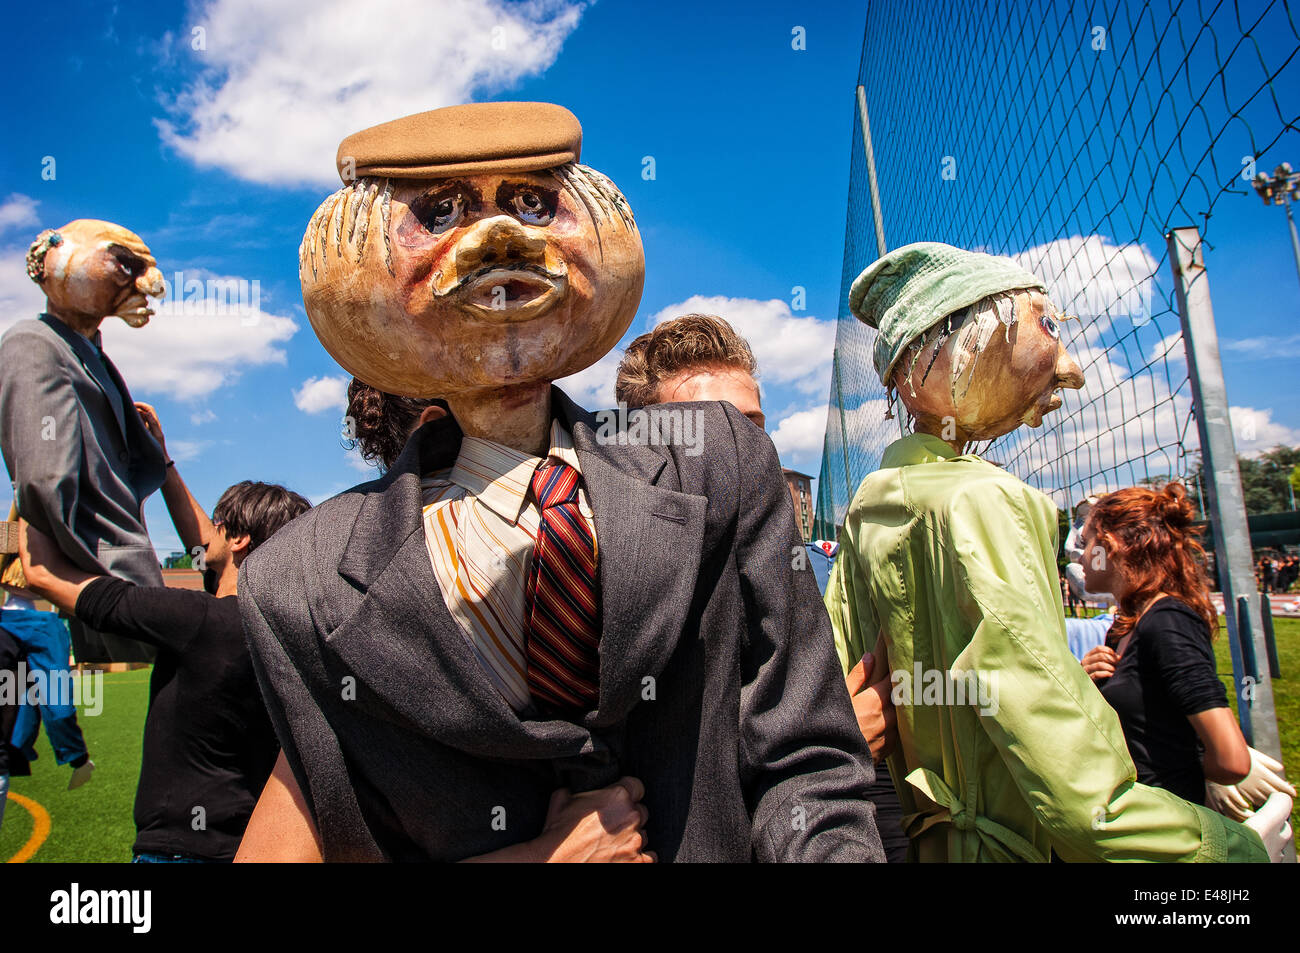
[1205,780,1254,821]
[1237,747,1296,807]
[1242,791,1294,862]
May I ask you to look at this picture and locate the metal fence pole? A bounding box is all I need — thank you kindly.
[856,85,888,259]
[833,348,854,529]
[1166,227,1283,762]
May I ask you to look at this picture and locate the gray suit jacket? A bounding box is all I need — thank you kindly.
[0,314,166,663]
[241,387,884,862]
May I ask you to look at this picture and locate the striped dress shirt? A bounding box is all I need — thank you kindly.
[419,420,597,712]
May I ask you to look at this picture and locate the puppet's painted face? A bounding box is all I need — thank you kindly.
[28,220,164,328]
[892,289,1084,442]
[300,165,644,398]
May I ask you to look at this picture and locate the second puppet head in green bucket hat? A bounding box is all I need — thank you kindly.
[849,241,1084,450]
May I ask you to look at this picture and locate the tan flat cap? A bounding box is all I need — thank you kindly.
[335,102,583,182]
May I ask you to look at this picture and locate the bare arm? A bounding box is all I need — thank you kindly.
[17,519,98,615]
[134,402,214,554]
[236,751,325,862]
[1189,708,1252,785]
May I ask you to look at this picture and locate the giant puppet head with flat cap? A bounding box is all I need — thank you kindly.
[299,101,644,455]
[849,242,1084,451]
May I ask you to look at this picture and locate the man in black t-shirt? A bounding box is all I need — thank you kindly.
[18,411,310,861]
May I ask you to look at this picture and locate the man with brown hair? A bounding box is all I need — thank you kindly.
[615,312,908,862]
[614,313,765,428]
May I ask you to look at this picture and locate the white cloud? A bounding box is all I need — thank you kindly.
[1230,406,1300,454]
[157,0,587,187]
[189,408,217,425]
[293,375,350,414]
[167,439,210,463]
[649,295,837,398]
[555,348,621,409]
[0,246,46,326]
[0,253,298,401]
[1010,234,1160,336]
[1222,334,1300,360]
[770,407,828,459]
[0,194,39,233]
[99,294,298,400]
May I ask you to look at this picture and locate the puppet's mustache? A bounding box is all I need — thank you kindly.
[435,260,567,297]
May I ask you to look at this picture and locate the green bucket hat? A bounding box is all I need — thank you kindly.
[848,242,1047,385]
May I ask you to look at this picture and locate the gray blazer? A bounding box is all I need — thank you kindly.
[0,314,166,663]
[241,387,884,862]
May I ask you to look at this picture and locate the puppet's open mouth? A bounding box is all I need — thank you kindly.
[456,266,566,320]
[1023,388,1065,428]
[114,294,156,327]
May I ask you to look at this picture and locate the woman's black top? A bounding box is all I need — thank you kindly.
[1098,596,1229,804]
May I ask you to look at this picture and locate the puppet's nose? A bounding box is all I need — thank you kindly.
[136,265,165,298]
[1055,345,1085,391]
[455,215,546,272]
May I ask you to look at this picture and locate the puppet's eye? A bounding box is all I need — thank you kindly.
[108,245,145,277]
[429,194,464,230]
[1040,313,1060,339]
[415,191,466,233]
[511,189,553,225]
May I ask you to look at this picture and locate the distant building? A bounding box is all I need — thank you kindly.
[782,468,815,542]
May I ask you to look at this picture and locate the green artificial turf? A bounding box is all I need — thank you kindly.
[1,669,149,862]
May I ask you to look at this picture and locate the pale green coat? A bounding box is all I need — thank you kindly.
[825,433,1265,862]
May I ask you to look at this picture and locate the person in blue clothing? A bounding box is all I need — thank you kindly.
[0,584,95,789]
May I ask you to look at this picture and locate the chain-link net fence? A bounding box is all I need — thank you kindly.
[814,0,1300,540]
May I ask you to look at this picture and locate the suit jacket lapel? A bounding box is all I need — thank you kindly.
[558,389,708,728]
[39,315,129,445]
[325,388,708,763]
[328,411,602,762]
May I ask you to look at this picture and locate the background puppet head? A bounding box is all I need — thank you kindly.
[849,242,1084,447]
[26,220,164,329]
[299,102,645,399]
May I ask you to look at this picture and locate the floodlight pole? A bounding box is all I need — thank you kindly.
[1166,228,1283,762]
[1285,200,1300,287]
[1252,162,1300,288]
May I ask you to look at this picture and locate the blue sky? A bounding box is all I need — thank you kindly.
[1,0,1297,558]
[0,0,864,557]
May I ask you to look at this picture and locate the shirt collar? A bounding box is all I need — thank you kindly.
[880,432,964,468]
[447,419,580,524]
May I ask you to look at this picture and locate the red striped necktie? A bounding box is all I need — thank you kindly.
[524,460,600,712]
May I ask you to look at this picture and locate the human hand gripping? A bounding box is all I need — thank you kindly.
[1080,644,1119,683]
[1242,791,1294,862]
[133,402,167,455]
[846,648,899,763]
[532,776,655,863]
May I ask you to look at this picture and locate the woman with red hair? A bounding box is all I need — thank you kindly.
[1078,482,1252,804]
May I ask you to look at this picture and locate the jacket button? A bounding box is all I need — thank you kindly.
[118,451,129,464]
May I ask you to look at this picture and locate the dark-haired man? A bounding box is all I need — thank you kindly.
[18,405,310,862]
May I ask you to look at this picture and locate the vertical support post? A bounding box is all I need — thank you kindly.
[1166,227,1283,762]
[833,348,854,529]
[856,85,888,259]
[1260,594,1281,678]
